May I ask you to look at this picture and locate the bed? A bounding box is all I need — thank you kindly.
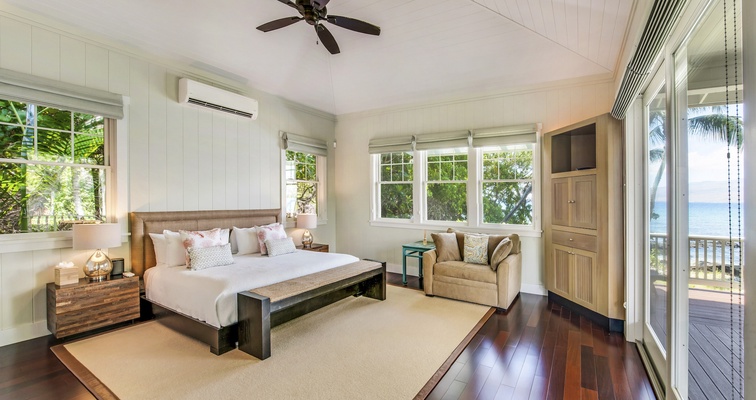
[130,209,385,356]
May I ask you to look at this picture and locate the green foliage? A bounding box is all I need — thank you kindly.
[427,183,467,221]
[380,184,413,219]
[481,149,534,225]
[285,151,318,214]
[0,100,106,234]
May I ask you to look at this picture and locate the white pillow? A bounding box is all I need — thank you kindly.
[265,237,296,257]
[179,228,224,268]
[220,228,230,246]
[232,226,259,255]
[163,230,187,267]
[187,243,234,271]
[149,233,166,265]
[256,223,287,255]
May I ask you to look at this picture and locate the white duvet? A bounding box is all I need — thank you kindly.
[144,250,360,328]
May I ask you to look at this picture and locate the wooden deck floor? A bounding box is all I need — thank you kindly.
[650,287,744,399]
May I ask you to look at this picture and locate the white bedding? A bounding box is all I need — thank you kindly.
[144,250,360,328]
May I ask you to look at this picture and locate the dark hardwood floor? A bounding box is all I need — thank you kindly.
[391,272,655,400]
[0,272,655,400]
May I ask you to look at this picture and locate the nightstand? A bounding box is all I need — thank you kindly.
[47,276,140,338]
[298,243,329,253]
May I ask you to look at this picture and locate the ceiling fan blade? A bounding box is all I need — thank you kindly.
[257,17,303,32]
[315,24,340,54]
[326,15,380,36]
[277,0,297,9]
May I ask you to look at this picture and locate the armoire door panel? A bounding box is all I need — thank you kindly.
[572,174,597,229]
[572,249,597,310]
[552,178,570,227]
[552,245,572,298]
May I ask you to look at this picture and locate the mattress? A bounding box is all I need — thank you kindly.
[144,250,360,328]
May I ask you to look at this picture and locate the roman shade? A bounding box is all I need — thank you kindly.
[0,68,124,119]
[280,131,328,156]
[472,124,539,147]
[415,130,470,151]
[368,135,415,154]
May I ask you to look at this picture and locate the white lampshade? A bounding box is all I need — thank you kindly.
[296,214,318,229]
[73,223,121,250]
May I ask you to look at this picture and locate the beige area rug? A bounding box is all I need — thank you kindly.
[54,286,491,400]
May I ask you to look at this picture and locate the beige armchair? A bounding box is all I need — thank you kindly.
[423,232,522,310]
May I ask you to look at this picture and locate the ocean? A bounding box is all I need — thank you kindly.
[650,202,744,238]
[650,202,743,268]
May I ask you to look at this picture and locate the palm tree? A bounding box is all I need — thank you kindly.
[648,105,743,221]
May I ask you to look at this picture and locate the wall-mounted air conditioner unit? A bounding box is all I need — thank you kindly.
[178,78,258,119]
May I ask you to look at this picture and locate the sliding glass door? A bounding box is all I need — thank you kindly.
[643,63,670,391]
[640,1,745,398]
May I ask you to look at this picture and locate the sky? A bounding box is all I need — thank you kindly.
[653,135,745,203]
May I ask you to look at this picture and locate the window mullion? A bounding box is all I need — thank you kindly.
[415,150,424,223]
[468,147,479,227]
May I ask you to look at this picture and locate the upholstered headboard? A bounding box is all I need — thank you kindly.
[129,209,281,276]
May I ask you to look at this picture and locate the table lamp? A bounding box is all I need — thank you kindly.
[73,223,121,282]
[296,214,317,248]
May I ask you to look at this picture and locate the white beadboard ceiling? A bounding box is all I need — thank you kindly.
[2,0,638,115]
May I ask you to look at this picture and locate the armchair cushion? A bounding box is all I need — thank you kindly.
[434,261,497,284]
[448,229,520,262]
[463,234,489,265]
[490,238,513,271]
[431,232,461,262]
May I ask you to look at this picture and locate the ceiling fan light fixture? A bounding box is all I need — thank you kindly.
[257,0,380,54]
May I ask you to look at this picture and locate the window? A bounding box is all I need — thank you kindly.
[378,152,413,219]
[285,150,320,215]
[425,149,467,222]
[481,144,534,225]
[370,124,540,234]
[0,99,110,234]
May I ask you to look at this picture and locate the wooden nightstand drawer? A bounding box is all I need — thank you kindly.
[47,277,140,338]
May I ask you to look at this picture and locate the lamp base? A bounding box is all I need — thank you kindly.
[302,230,314,249]
[84,249,113,282]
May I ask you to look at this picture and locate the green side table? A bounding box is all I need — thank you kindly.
[401,241,436,285]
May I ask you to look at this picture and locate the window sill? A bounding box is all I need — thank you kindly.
[369,220,542,238]
[0,231,129,254]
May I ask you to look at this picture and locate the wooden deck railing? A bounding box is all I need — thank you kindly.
[650,233,743,290]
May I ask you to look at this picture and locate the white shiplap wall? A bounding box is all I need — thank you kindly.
[334,81,614,295]
[0,14,337,346]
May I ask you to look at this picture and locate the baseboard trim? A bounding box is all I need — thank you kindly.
[0,321,50,347]
[521,283,547,296]
[548,292,625,333]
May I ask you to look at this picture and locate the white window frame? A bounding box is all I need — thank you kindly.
[421,148,469,228]
[370,134,542,237]
[371,151,416,224]
[0,97,128,253]
[282,149,327,227]
[476,143,540,230]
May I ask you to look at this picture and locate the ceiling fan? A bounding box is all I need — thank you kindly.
[256,0,381,54]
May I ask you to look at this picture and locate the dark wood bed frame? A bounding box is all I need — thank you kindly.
[130,209,282,355]
[130,209,386,357]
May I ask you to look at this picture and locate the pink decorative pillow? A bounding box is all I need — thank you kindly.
[179,228,223,267]
[256,223,287,255]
